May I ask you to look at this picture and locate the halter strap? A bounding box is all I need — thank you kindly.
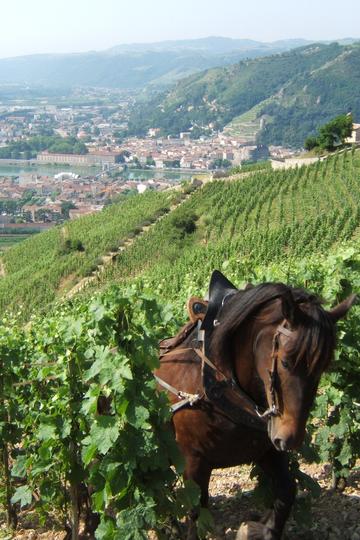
[256,322,293,418]
[277,325,293,337]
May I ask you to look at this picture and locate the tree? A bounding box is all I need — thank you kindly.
[115,150,130,164]
[304,135,319,151]
[170,212,198,239]
[318,114,353,151]
[61,201,77,218]
[209,158,232,170]
[146,156,156,166]
[303,114,353,152]
[164,159,180,168]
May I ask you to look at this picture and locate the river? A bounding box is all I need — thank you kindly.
[0,162,197,183]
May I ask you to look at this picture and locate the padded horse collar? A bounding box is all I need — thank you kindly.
[201,270,238,336]
[200,270,283,432]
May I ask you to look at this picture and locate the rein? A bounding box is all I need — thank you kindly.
[155,321,293,429]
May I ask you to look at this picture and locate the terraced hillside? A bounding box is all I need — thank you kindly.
[0,149,360,319]
[0,189,178,317]
[127,42,360,146]
[97,149,360,301]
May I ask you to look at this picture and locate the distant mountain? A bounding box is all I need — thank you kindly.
[127,42,360,147]
[106,36,313,55]
[0,36,335,90]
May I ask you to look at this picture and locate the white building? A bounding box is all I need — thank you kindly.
[345,123,360,144]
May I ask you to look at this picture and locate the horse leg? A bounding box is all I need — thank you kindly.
[237,449,296,540]
[184,455,212,540]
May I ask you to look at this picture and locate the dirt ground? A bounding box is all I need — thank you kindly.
[207,462,360,540]
[1,462,359,540]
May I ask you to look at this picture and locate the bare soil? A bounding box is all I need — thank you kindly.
[207,462,360,540]
[1,462,359,540]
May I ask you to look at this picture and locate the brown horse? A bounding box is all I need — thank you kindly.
[155,271,356,540]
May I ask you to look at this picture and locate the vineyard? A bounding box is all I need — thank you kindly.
[0,287,203,539]
[1,150,360,538]
[0,189,179,318]
[99,149,360,302]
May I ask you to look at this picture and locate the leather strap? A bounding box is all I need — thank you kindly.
[154,374,203,412]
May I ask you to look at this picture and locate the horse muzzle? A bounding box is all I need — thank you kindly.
[268,417,305,451]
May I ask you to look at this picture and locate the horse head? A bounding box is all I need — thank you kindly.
[210,280,356,452]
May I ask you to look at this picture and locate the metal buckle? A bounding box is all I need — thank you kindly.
[255,404,279,419]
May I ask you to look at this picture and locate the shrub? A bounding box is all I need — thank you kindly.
[58,238,85,255]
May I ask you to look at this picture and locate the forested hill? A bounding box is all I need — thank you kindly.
[127,42,360,147]
[0,37,314,90]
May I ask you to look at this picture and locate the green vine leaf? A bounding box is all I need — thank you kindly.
[88,416,120,455]
[11,485,33,508]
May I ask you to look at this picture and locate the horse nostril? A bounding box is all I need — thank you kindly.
[273,437,287,452]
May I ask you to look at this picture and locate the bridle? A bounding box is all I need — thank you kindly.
[254,322,293,420]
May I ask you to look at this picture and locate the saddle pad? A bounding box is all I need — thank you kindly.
[187,296,208,322]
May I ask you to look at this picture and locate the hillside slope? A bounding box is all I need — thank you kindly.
[0,189,178,317]
[258,46,360,146]
[98,149,360,300]
[1,157,360,540]
[1,149,360,319]
[127,42,360,146]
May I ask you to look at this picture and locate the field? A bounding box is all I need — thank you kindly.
[0,227,45,254]
[1,150,360,539]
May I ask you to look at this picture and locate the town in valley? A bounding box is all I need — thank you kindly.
[0,85,337,250]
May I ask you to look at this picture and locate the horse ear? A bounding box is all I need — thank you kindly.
[281,289,299,326]
[328,294,357,323]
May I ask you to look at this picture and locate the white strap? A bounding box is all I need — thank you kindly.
[277,325,292,337]
[154,374,201,411]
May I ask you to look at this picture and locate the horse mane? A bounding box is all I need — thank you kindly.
[210,283,336,374]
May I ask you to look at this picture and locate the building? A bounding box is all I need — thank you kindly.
[148,128,161,138]
[37,150,122,166]
[37,152,88,165]
[69,205,104,220]
[345,123,360,144]
[180,132,191,140]
[86,151,122,165]
[54,172,80,181]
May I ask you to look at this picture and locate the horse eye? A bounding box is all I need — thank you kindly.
[281,359,290,369]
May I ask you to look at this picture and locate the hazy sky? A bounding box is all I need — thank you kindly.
[0,0,359,58]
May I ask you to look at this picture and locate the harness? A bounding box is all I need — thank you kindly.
[155,271,293,432]
[156,321,291,431]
